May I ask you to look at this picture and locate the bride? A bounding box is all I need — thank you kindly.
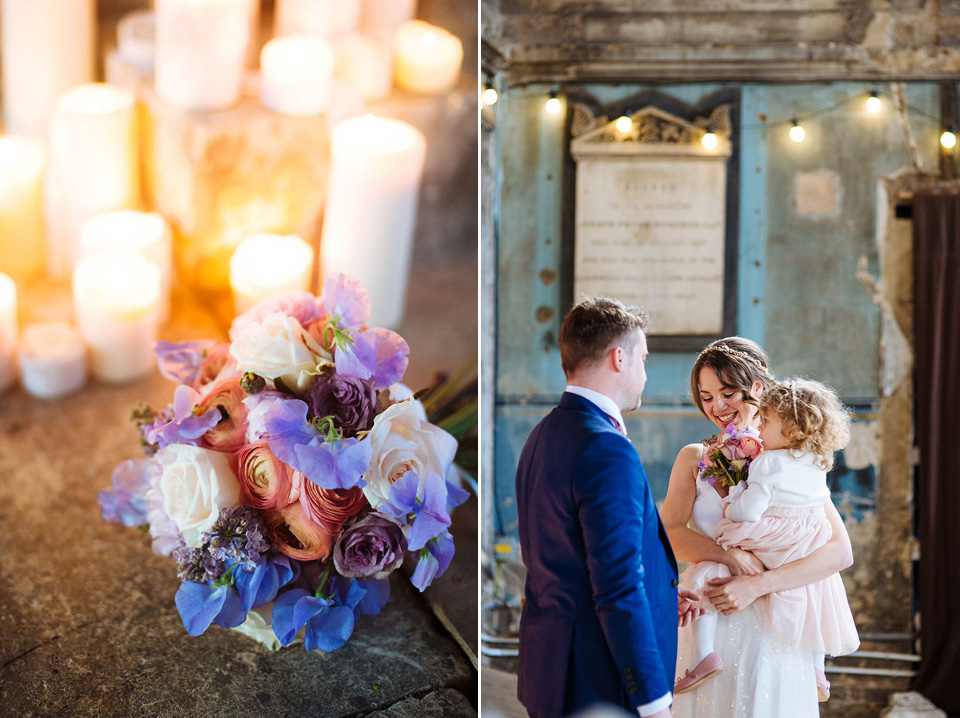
[661,337,854,717]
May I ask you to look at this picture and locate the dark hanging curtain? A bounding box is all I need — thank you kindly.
[911,192,960,714]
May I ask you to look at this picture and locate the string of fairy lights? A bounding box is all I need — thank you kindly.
[480,82,959,151]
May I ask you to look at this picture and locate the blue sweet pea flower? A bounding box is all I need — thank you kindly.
[354,577,391,616]
[234,553,299,612]
[175,578,246,636]
[272,576,367,652]
[265,398,371,489]
[379,471,451,551]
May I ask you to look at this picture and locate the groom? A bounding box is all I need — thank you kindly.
[515,297,682,718]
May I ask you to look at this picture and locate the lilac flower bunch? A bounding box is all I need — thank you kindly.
[99,273,468,652]
[697,422,764,488]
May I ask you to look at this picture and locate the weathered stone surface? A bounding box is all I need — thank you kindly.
[366,688,477,717]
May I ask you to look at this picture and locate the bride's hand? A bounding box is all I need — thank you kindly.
[704,575,765,615]
[723,547,765,576]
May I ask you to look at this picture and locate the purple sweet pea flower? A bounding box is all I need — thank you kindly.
[242,391,286,443]
[335,328,409,389]
[321,272,370,331]
[175,579,246,636]
[332,513,405,579]
[154,340,216,384]
[379,471,451,551]
[264,398,371,489]
[272,576,366,652]
[145,384,221,449]
[303,372,376,436]
[411,530,455,592]
[99,459,154,526]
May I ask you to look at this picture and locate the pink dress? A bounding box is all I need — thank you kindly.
[682,449,860,657]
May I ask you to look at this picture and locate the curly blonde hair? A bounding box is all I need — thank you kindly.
[759,377,851,470]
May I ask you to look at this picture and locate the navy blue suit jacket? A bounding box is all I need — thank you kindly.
[515,392,679,718]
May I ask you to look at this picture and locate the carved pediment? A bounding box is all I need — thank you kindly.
[570,104,731,159]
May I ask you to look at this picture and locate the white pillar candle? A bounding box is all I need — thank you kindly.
[393,20,462,95]
[275,0,361,39]
[334,33,393,101]
[0,138,46,281]
[155,0,254,111]
[260,35,335,116]
[18,322,87,400]
[0,0,95,137]
[321,115,425,329]
[0,273,17,392]
[360,0,416,36]
[230,233,315,314]
[73,254,162,384]
[45,84,140,279]
[78,211,174,322]
[117,10,157,72]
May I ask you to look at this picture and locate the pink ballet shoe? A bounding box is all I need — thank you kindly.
[815,668,830,702]
[674,652,723,694]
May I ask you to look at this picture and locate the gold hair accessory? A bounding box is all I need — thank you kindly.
[697,344,768,373]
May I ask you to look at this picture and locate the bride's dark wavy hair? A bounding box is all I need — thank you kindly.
[690,337,774,416]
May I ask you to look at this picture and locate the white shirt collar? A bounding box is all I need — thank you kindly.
[564,385,625,430]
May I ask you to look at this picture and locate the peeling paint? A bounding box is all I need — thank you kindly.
[881,311,913,396]
[846,420,881,470]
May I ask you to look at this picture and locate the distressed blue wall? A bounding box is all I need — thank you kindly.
[492,81,939,538]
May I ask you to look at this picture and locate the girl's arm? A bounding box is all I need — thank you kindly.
[704,499,854,613]
[661,443,765,576]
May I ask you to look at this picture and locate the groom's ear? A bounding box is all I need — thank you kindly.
[609,345,625,372]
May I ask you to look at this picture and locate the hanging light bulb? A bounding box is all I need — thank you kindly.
[865,88,881,114]
[545,90,562,115]
[615,114,632,133]
[941,127,957,150]
[482,83,498,106]
[701,125,718,150]
[789,118,806,143]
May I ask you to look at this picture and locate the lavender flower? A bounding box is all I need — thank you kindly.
[378,471,451,551]
[334,328,409,389]
[154,340,216,384]
[145,385,221,449]
[99,459,155,526]
[321,272,371,332]
[173,543,226,584]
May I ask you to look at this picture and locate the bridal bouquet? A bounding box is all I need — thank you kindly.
[99,273,468,652]
[697,423,763,488]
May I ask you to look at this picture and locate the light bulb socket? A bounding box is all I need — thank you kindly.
[791,118,800,127]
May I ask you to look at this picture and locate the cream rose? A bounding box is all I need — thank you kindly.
[228,311,332,390]
[231,605,285,651]
[159,444,241,547]
[362,401,458,509]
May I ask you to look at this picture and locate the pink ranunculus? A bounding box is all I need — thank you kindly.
[303,316,336,356]
[262,502,334,561]
[236,442,299,511]
[192,343,239,394]
[228,291,324,341]
[297,474,368,535]
[196,377,249,453]
[740,434,763,458]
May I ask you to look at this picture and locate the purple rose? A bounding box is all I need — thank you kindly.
[333,513,405,579]
[304,371,376,437]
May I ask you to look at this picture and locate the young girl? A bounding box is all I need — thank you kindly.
[675,378,860,701]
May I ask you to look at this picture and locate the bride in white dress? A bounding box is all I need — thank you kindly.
[661,338,854,717]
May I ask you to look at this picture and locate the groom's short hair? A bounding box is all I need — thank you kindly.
[559,297,649,375]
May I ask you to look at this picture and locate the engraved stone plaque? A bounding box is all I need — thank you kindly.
[571,105,731,335]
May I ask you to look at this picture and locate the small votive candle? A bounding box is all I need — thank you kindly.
[275,0,361,39]
[78,210,174,322]
[0,137,46,281]
[335,33,393,101]
[0,273,17,392]
[117,10,156,71]
[18,323,87,400]
[73,253,161,384]
[230,233,315,314]
[260,35,335,116]
[393,20,462,95]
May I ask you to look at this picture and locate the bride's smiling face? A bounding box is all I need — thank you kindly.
[697,366,763,430]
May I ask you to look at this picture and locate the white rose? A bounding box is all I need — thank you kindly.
[231,604,304,651]
[159,444,241,547]
[362,401,457,509]
[228,312,332,389]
